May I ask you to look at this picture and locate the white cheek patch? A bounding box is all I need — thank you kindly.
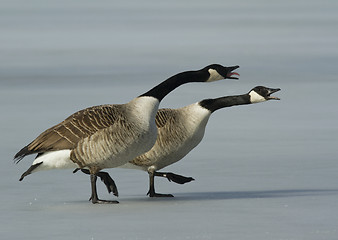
[207,69,224,82]
[249,91,266,103]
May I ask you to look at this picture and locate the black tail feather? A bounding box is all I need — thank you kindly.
[19,162,43,181]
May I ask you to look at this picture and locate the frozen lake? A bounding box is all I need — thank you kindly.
[1,0,338,239]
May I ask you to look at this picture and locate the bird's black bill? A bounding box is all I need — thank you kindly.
[267,88,281,100]
[227,65,240,79]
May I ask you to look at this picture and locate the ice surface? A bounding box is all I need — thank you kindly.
[1,0,338,239]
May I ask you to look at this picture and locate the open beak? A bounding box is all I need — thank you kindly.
[267,88,281,100]
[226,65,240,79]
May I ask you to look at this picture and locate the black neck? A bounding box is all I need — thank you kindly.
[139,70,209,102]
[199,94,251,113]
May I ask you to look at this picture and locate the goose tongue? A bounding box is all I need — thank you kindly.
[227,72,240,79]
[226,65,240,79]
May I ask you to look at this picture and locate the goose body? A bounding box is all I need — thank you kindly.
[118,86,281,197]
[14,64,239,203]
[123,103,211,171]
[20,98,159,175]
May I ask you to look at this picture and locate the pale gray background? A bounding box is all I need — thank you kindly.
[1,0,337,239]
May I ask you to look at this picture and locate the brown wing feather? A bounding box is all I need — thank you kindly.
[14,104,122,162]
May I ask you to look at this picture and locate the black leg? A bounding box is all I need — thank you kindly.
[74,168,119,197]
[155,171,194,184]
[97,172,119,197]
[90,174,119,204]
[147,171,174,198]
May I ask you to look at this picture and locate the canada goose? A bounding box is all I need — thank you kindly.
[14,64,240,204]
[84,86,280,197]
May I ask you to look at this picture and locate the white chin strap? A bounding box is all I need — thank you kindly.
[249,91,266,103]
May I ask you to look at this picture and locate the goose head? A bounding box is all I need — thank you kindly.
[249,86,281,103]
[204,64,240,82]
